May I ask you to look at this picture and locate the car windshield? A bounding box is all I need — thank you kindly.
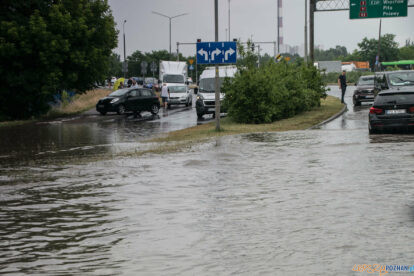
[376,92,414,104]
[358,76,374,85]
[163,74,184,83]
[388,72,414,86]
[108,88,130,97]
[169,86,187,93]
[199,78,225,92]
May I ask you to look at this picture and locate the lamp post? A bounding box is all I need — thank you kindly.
[228,0,231,41]
[152,11,188,57]
[123,19,127,78]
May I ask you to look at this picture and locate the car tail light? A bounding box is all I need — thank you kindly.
[409,107,414,113]
[369,107,383,115]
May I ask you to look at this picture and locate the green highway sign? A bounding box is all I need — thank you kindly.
[350,0,408,19]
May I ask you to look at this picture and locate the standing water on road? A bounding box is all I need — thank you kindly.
[1,87,414,275]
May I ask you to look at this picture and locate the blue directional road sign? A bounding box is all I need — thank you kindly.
[196,41,237,65]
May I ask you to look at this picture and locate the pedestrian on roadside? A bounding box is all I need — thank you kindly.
[131,78,139,88]
[127,78,133,88]
[338,70,347,104]
[161,83,170,108]
[118,81,124,89]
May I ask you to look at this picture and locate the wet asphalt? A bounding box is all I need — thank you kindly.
[1,86,414,275]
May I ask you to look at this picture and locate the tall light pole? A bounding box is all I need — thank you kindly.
[123,19,127,78]
[304,0,308,63]
[214,0,220,131]
[228,0,231,41]
[152,11,188,57]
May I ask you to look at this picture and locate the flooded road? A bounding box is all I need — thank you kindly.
[0,94,208,167]
[1,86,414,275]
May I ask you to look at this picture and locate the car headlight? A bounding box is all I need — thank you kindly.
[197,95,204,100]
[110,98,120,104]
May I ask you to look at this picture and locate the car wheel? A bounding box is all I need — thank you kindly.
[99,111,107,116]
[117,104,126,115]
[369,126,378,134]
[150,104,159,115]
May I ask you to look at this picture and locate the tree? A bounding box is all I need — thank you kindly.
[358,34,399,69]
[108,52,122,78]
[0,0,117,120]
[399,45,414,60]
[315,45,348,61]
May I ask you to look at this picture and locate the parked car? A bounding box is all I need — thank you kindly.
[374,70,414,95]
[167,85,192,107]
[96,88,160,115]
[368,88,414,134]
[353,75,375,106]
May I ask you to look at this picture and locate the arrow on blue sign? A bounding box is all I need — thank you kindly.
[196,41,237,64]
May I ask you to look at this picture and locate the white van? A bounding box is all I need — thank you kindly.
[195,66,237,119]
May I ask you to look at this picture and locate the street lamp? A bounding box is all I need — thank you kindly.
[152,11,188,56]
[123,19,127,78]
[228,0,231,41]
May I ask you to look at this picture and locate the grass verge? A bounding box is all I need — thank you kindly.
[0,89,111,128]
[46,88,110,118]
[150,95,343,144]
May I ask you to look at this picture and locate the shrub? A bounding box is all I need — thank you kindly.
[222,60,327,124]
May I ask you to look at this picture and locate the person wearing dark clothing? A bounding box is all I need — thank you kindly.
[338,71,347,103]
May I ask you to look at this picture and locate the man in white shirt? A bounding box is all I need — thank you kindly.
[131,78,139,88]
[160,83,169,108]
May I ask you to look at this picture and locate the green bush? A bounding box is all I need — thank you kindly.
[222,60,327,124]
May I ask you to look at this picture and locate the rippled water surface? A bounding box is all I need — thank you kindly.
[1,87,414,275]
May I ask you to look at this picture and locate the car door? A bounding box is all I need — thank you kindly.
[139,89,153,111]
[125,89,140,111]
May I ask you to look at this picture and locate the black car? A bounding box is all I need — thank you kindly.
[96,88,160,115]
[374,70,414,95]
[368,88,414,134]
[353,75,375,106]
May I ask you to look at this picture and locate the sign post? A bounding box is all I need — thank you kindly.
[350,0,407,19]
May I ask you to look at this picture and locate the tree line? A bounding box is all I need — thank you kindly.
[315,35,414,69]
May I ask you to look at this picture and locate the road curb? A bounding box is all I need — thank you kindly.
[308,103,348,129]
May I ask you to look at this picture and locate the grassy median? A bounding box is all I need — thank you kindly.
[0,89,111,128]
[150,95,343,144]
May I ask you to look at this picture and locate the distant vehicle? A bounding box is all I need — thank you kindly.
[374,70,414,95]
[368,88,414,134]
[144,77,158,90]
[195,66,237,119]
[314,61,342,73]
[96,88,160,116]
[159,61,188,88]
[353,75,375,106]
[167,85,192,107]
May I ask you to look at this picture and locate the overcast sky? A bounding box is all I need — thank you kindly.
[108,0,414,58]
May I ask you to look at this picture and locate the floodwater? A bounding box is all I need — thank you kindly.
[1,86,414,275]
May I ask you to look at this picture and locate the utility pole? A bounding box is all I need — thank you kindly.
[309,0,315,63]
[277,0,280,54]
[177,42,180,61]
[228,0,231,41]
[214,0,220,131]
[123,20,127,78]
[376,19,382,72]
[304,0,308,63]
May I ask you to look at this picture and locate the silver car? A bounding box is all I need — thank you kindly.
[168,85,192,107]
